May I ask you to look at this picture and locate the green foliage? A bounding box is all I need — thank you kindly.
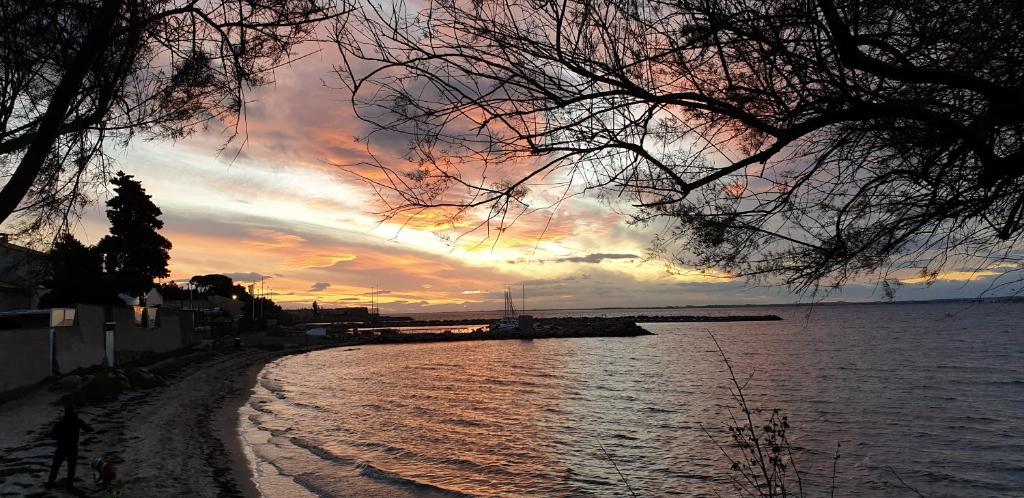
[96,171,171,296]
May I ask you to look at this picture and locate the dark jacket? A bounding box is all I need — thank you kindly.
[51,414,92,450]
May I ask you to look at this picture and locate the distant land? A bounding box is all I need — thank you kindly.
[406,295,1024,316]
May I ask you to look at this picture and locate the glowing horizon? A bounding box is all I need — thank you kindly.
[65,50,1012,313]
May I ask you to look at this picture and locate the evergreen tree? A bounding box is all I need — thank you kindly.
[97,171,171,297]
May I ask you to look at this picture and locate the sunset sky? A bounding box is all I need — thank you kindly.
[68,45,1013,313]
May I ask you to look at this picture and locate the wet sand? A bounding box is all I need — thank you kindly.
[0,346,298,497]
[217,361,265,498]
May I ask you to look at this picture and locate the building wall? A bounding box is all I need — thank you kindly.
[110,306,189,362]
[0,287,33,311]
[0,240,49,312]
[0,328,51,393]
[54,323,106,373]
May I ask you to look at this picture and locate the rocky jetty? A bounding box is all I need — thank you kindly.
[325,313,783,329]
[348,316,652,345]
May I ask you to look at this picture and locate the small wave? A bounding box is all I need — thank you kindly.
[359,463,472,497]
[248,400,274,413]
[259,376,285,389]
[543,406,569,416]
[287,399,325,412]
[481,377,543,388]
[441,416,486,428]
[641,406,675,413]
[290,437,361,467]
[259,378,287,395]
[960,414,1001,422]
[290,472,337,497]
[525,372,559,379]
[565,473,617,487]
[983,379,1024,385]
[359,440,412,457]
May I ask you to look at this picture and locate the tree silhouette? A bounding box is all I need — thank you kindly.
[97,171,171,297]
[38,233,113,307]
[190,274,237,298]
[0,0,341,233]
[335,0,1024,291]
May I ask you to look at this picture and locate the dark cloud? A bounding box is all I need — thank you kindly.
[506,253,641,265]
[223,272,273,282]
[309,282,331,292]
[555,253,639,264]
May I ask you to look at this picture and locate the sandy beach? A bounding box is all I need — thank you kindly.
[0,345,297,497]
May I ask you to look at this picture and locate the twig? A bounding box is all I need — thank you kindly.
[597,438,637,498]
[886,465,925,498]
[830,442,840,498]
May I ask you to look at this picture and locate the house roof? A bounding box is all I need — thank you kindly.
[0,239,49,288]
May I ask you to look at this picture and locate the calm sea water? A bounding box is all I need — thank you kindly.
[239,302,1024,497]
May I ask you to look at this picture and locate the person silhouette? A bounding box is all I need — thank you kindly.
[46,404,93,489]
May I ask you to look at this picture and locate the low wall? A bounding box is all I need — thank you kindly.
[0,328,51,393]
[0,305,196,393]
[54,304,106,373]
[111,306,192,362]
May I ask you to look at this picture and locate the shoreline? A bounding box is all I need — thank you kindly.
[222,346,471,498]
[215,358,268,498]
[1,324,657,496]
[0,344,313,497]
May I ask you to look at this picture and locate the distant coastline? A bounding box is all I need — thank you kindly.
[396,295,1024,317]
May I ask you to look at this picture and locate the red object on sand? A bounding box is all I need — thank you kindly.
[97,462,116,483]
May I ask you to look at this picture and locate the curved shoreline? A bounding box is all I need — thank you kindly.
[216,358,268,497]
[229,346,503,498]
[215,324,658,495]
[0,345,310,497]
[0,323,655,496]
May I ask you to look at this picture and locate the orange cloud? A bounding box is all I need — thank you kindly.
[900,270,1002,284]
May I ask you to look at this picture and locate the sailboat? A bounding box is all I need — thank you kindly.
[490,287,520,332]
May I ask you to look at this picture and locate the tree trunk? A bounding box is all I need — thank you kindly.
[0,0,122,227]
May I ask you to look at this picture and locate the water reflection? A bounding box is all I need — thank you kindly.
[243,302,1024,496]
